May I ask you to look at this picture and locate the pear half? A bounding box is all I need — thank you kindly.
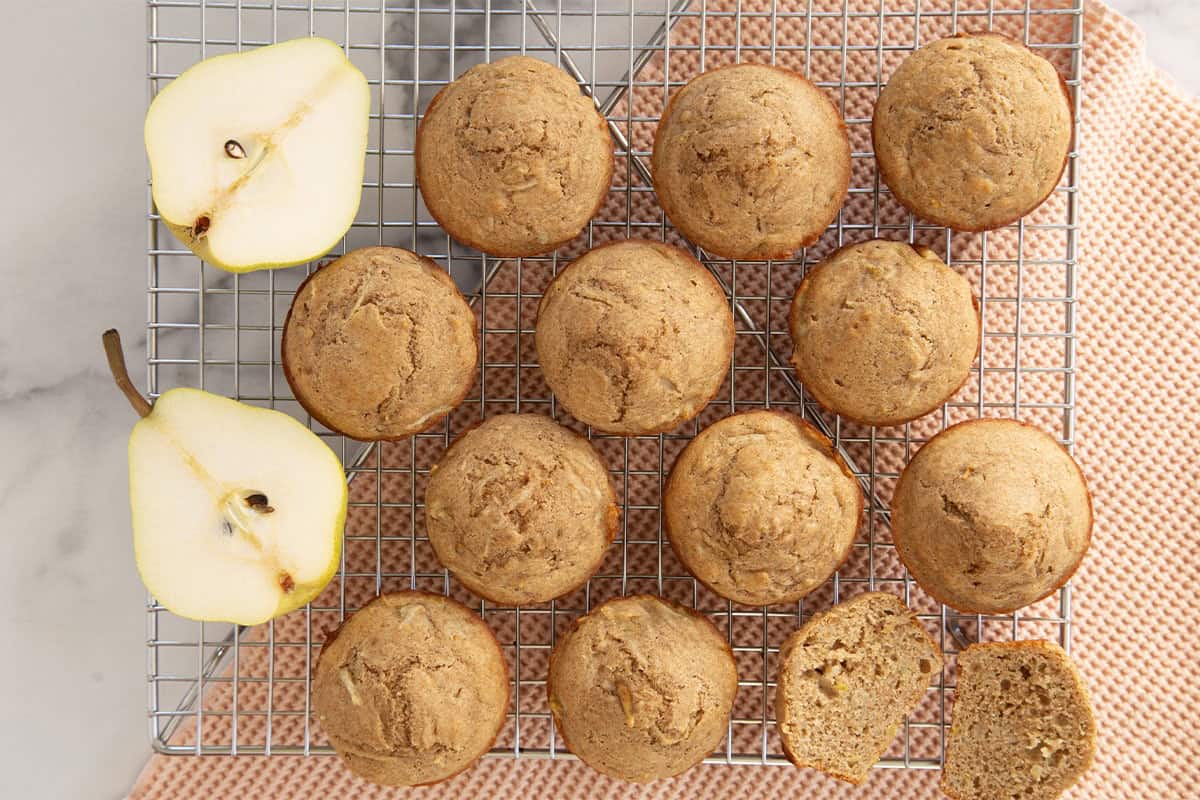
[105,330,346,625]
[145,37,370,273]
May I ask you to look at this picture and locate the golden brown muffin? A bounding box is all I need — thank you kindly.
[547,595,737,782]
[415,56,613,257]
[872,34,1072,231]
[788,239,980,427]
[312,592,508,787]
[942,641,1096,800]
[424,413,618,605]
[776,592,942,784]
[891,419,1092,614]
[663,410,861,606]
[534,239,734,435]
[651,63,850,260]
[281,247,477,441]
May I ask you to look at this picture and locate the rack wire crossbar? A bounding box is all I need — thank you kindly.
[146,0,1083,769]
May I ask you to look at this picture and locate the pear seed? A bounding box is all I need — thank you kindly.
[245,492,274,513]
[224,139,247,159]
[192,215,211,239]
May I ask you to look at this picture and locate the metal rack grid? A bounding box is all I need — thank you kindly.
[145,0,1084,771]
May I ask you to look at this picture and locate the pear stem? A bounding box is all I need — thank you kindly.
[102,329,152,418]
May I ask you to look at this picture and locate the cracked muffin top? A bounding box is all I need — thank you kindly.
[872,34,1072,231]
[789,239,980,427]
[534,239,734,435]
[651,63,850,260]
[415,55,613,257]
[281,246,477,441]
[664,410,861,606]
[425,413,618,605]
[312,592,508,786]
[892,419,1092,614]
[547,595,737,781]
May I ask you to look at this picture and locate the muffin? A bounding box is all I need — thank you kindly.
[663,410,861,606]
[547,595,737,782]
[651,63,850,260]
[534,239,734,435]
[415,56,613,257]
[281,247,477,441]
[776,592,942,784]
[424,413,618,605]
[312,592,508,786]
[788,239,980,426]
[873,34,1072,231]
[891,419,1092,614]
[942,641,1096,800]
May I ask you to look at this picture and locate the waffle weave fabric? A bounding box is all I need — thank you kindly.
[131,2,1200,798]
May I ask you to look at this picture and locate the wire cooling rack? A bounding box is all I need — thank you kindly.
[144,0,1083,771]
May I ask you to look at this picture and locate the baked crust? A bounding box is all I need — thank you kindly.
[534,239,735,435]
[792,236,979,424]
[312,591,509,787]
[891,418,1093,614]
[872,33,1074,232]
[415,56,614,257]
[652,63,851,260]
[425,413,619,605]
[545,594,738,782]
[663,409,863,606]
[281,247,478,441]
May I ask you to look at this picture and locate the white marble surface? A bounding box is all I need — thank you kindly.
[0,2,1194,798]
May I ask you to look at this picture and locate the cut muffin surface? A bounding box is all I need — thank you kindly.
[942,641,1096,800]
[775,592,942,784]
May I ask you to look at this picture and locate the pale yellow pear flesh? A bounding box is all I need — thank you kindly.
[145,37,370,272]
[130,388,346,625]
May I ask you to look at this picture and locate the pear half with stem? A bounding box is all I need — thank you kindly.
[104,330,346,625]
[145,37,370,272]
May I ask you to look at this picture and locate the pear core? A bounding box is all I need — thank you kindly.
[127,389,347,624]
[106,327,345,625]
[144,37,370,272]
